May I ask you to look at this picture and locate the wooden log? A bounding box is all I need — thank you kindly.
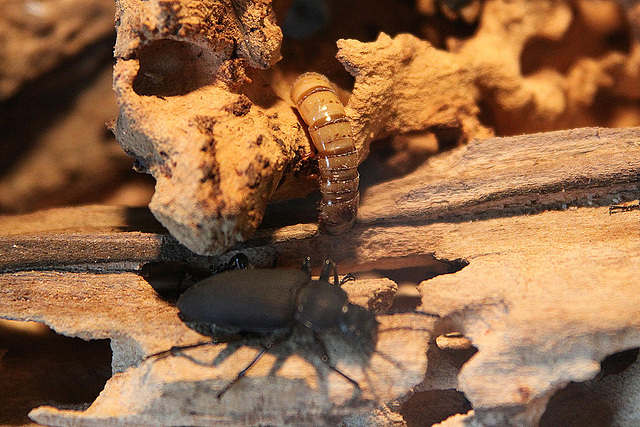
[2,126,640,425]
[358,126,640,224]
[1,127,638,271]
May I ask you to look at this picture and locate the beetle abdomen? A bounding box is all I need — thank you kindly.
[290,72,359,234]
[177,269,310,335]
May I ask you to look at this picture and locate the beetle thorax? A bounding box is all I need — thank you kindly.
[294,280,349,332]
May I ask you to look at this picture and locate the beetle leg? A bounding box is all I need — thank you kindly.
[312,331,360,390]
[216,345,270,399]
[144,340,214,360]
[338,272,356,287]
[609,203,640,214]
[217,336,284,399]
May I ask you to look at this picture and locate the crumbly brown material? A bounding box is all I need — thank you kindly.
[112,0,640,255]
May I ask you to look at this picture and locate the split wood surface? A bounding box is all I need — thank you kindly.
[2,126,640,425]
[1,126,638,272]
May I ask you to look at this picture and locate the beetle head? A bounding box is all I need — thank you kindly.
[339,304,378,355]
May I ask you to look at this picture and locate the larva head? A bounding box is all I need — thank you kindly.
[290,72,346,129]
[290,72,333,106]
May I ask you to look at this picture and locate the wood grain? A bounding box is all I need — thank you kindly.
[359,126,640,223]
[2,126,638,272]
[2,126,640,426]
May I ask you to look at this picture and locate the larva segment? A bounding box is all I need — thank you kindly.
[291,72,359,234]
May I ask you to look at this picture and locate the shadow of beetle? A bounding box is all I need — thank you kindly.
[147,254,388,398]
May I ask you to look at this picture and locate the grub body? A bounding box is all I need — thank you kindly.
[290,73,359,234]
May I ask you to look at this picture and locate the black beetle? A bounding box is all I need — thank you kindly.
[153,254,379,398]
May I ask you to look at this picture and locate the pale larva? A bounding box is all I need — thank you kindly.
[290,72,359,234]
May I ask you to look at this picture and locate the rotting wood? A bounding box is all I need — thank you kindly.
[0,0,115,100]
[111,0,640,256]
[5,200,640,425]
[1,126,638,272]
[2,268,426,426]
[0,206,195,272]
[2,126,640,425]
[358,126,640,224]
